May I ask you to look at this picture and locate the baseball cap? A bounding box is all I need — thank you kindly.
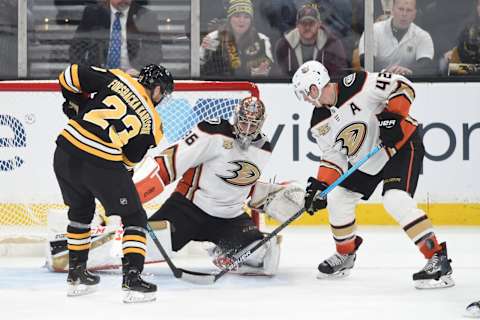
[296,5,320,23]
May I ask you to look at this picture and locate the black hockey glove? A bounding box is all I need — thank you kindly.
[377,111,404,148]
[304,177,328,215]
[62,100,79,119]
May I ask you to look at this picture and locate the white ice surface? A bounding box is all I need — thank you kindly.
[0,226,479,320]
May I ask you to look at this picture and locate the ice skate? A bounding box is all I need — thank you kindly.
[465,300,480,318]
[413,242,454,289]
[67,262,100,297]
[317,236,362,279]
[122,268,157,303]
[317,251,357,279]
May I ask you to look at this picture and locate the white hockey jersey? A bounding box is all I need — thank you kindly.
[310,71,418,182]
[153,119,272,219]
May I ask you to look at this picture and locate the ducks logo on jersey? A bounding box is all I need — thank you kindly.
[335,122,367,157]
[218,160,261,186]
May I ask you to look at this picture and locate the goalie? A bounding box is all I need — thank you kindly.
[134,96,303,276]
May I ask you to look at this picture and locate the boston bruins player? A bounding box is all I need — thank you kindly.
[54,63,173,302]
[133,97,288,276]
[292,60,454,289]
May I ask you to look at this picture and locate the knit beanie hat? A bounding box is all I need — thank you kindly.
[227,0,254,19]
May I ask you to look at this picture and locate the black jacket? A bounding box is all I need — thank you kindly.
[69,2,163,70]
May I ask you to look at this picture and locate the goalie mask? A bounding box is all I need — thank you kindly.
[292,60,330,106]
[233,96,266,149]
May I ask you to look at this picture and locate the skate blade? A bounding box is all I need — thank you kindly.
[123,290,156,304]
[414,275,455,289]
[67,283,98,297]
[316,269,351,280]
[465,303,480,318]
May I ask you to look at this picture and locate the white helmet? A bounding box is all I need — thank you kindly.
[292,60,330,104]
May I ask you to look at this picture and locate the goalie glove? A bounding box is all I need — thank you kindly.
[304,177,328,215]
[249,181,305,223]
[377,111,404,148]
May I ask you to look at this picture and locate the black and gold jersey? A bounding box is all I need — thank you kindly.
[57,64,163,169]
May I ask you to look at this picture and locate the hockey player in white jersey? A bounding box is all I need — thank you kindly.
[133,97,301,276]
[292,60,454,289]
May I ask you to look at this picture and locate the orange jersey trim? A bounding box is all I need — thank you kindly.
[386,95,411,117]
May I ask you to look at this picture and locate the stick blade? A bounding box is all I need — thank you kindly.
[178,269,216,285]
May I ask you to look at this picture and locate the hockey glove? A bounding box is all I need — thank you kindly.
[377,111,404,148]
[62,100,79,119]
[304,177,328,215]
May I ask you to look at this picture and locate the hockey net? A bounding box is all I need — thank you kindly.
[0,80,260,255]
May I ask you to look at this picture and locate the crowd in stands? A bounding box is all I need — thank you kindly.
[1,0,480,79]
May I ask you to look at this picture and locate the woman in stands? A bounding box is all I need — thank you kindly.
[199,0,274,78]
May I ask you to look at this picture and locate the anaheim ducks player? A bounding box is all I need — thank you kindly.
[292,60,454,289]
[134,97,289,276]
[54,63,173,302]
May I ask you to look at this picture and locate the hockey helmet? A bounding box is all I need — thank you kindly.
[138,64,174,95]
[292,60,330,103]
[233,96,266,149]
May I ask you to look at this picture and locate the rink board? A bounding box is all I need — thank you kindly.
[0,82,479,225]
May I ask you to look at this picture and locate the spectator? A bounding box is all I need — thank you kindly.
[255,0,297,47]
[358,0,434,76]
[441,0,480,74]
[69,0,162,74]
[187,0,296,50]
[415,0,474,62]
[200,0,274,78]
[274,4,348,78]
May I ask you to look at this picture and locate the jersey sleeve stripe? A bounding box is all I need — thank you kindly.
[317,166,342,185]
[386,95,411,117]
[161,145,177,182]
[68,120,119,149]
[64,65,81,93]
[58,71,78,93]
[71,64,82,92]
[122,155,136,169]
[157,156,172,185]
[317,160,343,185]
[61,130,123,161]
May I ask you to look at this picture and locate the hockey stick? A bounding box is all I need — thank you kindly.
[145,222,217,284]
[212,143,385,282]
[147,144,384,285]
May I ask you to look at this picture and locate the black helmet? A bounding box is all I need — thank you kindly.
[138,64,174,95]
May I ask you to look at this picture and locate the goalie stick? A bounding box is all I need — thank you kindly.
[147,144,384,285]
[145,222,217,284]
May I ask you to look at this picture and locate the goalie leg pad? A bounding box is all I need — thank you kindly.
[210,235,282,276]
[239,235,282,276]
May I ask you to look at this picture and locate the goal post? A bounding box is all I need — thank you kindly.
[0,80,261,256]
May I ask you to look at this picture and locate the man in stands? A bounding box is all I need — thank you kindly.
[358,0,434,76]
[69,0,163,75]
[274,4,348,78]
